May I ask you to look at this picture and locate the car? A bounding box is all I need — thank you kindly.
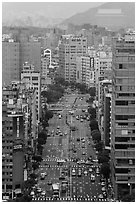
[84,170,88,176]
[80,187,83,193]
[64,132,67,135]
[82,152,86,155]
[89,168,93,173]
[85,160,93,165]
[47,181,52,185]
[78,169,82,177]
[73,187,76,193]
[90,174,95,182]
[41,191,46,196]
[77,138,80,142]
[102,187,106,191]
[96,168,100,174]
[57,126,60,129]
[30,191,35,196]
[59,115,62,119]
[102,192,107,198]
[37,187,42,192]
[101,182,106,186]
[80,119,84,122]
[72,169,76,176]
[98,194,103,199]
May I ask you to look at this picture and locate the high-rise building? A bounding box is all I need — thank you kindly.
[2,41,20,86]
[76,55,94,88]
[111,33,135,199]
[2,33,41,86]
[59,35,87,82]
[20,41,41,72]
[21,62,41,121]
[2,82,38,199]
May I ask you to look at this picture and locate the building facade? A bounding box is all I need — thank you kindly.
[76,55,94,87]
[2,41,20,86]
[59,35,87,82]
[111,33,135,199]
[21,62,41,121]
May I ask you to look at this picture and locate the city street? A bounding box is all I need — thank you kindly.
[32,93,107,202]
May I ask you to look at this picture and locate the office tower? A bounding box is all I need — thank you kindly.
[2,82,38,199]
[21,62,41,121]
[76,55,94,88]
[59,35,87,82]
[2,41,20,86]
[111,33,135,199]
[20,41,41,72]
[2,31,41,87]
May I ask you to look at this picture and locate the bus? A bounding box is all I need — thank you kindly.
[52,183,60,198]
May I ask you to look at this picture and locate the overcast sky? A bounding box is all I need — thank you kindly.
[2,2,104,19]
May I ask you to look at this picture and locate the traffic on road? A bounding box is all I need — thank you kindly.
[31,92,109,202]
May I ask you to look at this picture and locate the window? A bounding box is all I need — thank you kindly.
[32,76,38,80]
[116,101,128,106]
[119,64,123,69]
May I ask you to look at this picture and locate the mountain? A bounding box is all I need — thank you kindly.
[62,2,135,29]
[2,2,103,28]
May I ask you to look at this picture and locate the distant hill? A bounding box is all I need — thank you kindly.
[62,2,135,29]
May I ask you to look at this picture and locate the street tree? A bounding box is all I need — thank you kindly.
[89,120,99,131]
[100,162,110,179]
[88,107,96,119]
[95,141,104,152]
[92,130,101,142]
[88,87,96,97]
[32,162,39,171]
[98,154,109,164]
[32,155,43,163]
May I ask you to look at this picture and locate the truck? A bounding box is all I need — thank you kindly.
[52,183,60,198]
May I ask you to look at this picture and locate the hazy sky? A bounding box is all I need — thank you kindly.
[3,2,104,19]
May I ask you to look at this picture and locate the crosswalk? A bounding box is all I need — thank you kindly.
[32,196,108,202]
[40,163,86,168]
[44,158,74,162]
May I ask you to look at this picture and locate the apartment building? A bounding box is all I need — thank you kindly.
[59,35,87,82]
[21,62,41,121]
[2,82,38,199]
[2,34,41,86]
[2,41,20,86]
[76,55,94,88]
[111,33,135,199]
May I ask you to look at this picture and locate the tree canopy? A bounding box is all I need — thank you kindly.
[90,120,99,131]
[100,162,110,179]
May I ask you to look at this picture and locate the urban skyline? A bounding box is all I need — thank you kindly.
[2,1,135,202]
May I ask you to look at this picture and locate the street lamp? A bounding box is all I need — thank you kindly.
[128,183,132,195]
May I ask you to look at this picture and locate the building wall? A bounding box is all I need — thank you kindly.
[21,63,41,121]
[20,41,41,72]
[111,35,135,199]
[76,55,94,87]
[59,35,87,82]
[2,42,20,86]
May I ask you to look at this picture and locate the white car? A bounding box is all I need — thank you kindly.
[101,182,106,186]
[84,170,88,176]
[98,194,103,199]
[41,191,46,196]
[89,168,92,172]
[30,191,35,196]
[90,174,95,181]
[72,169,76,176]
[102,187,106,191]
